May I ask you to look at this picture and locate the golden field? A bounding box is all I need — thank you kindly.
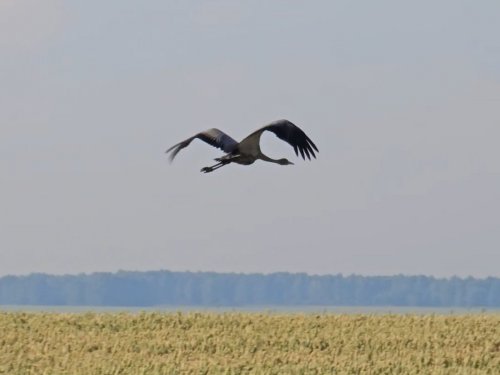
[0,312,498,374]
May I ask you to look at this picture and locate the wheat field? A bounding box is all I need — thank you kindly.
[0,312,498,374]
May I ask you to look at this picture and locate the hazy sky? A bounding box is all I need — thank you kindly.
[1,1,499,277]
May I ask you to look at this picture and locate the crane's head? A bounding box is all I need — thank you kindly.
[278,158,294,166]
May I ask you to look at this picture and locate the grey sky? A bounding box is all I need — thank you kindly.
[1,0,499,277]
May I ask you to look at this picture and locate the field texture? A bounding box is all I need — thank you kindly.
[0,312,498,374]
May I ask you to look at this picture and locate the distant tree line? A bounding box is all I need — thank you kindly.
[0,271,498,307]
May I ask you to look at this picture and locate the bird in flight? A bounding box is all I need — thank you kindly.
[166,119,318,173]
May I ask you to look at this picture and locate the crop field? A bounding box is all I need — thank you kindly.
[0,312,498,374]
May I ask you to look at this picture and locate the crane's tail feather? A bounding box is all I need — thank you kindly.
[214,154,240,162]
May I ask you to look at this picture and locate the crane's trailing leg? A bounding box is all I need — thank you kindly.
[201,154,242,173]
[200,161,227,173]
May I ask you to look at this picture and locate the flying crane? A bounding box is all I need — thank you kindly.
[166,119,318,173]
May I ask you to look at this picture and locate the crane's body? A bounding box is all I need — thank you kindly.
[166,119,318,173]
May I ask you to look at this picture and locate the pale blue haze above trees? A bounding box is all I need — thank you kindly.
[0,271,498,307]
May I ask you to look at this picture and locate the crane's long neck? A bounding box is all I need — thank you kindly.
[259,153,282,164]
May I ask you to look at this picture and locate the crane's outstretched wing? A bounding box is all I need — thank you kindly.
[260,119,319,160]
[166,128,238,162]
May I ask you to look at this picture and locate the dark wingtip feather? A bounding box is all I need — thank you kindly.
[309,148,316,159]
[165,141,186,163]
[307,136,319,152]
[303,147,311,160]
[166,147,177,163]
